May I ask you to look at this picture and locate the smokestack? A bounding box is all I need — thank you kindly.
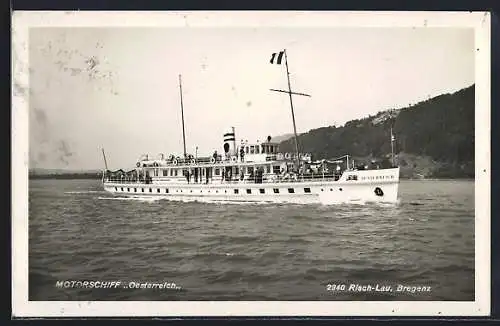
[223,127,236,157]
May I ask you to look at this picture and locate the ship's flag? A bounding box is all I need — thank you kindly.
[270,51,285,64]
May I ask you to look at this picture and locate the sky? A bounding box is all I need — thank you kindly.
[28,26,474,170]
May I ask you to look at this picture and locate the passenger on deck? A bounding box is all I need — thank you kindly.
[240,147,245,162]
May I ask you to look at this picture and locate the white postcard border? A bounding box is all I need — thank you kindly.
[12,10,491,317]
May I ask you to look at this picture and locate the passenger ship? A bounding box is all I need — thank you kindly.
[101,50,400,204]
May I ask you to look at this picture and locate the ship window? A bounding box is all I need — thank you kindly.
[256,146,260,154]
[270,146,274,153]
[246,189,252,194]
[134,188,137,192]
[157,188,160,193]
[141,188,144,192]
[273,188,279,194]
[248,167,254,174]
[166,188,169,193]
[215,168,220,176]
[149,188,152,192]
[273,166,280,174]
[163,170,168,176]
[127,188,130,192]
[266,165,271,173]
[235,167,239,175]
[245,147,249,154]
[259,189,265,194]
[288,188,295,193]
[304,187,311,193]
[114,187,117,191]
[121,187,124,191]
[250,146,255,154]
[234,189,239,194]
[174,169,178,176]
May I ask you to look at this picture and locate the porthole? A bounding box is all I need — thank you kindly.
[304,188,311,193]
[259,189,265,194]
[288,188,295,193]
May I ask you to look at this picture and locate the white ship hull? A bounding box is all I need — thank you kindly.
[103,167,400,205]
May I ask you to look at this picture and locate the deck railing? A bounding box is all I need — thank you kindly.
[104,172,341,185]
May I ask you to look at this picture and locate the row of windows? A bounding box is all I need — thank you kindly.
[155,165,275,177]
[361,175,395,181]
[114,187,317,194]
[244,144,277,155]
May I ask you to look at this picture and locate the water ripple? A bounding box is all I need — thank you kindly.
[29,179,474,301]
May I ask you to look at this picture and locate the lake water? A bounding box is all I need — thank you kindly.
[28,179,474,301]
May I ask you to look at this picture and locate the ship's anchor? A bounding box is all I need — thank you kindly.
[374,187,384,196]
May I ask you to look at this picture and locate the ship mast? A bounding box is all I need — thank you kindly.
[270,49,311,171]
[101,148,108,170]
[390,126,395,167]
[179,74,187,158]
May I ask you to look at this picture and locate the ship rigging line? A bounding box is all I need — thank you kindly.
[179,74,187,159]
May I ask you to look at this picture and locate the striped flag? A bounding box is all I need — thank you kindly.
[270,51,285,64]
